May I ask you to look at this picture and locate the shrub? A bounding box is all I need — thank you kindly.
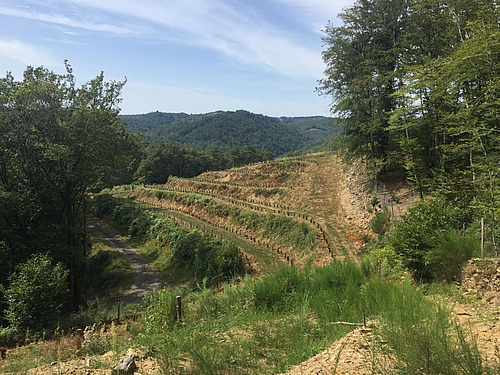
[214,242,244,282]
[0,242,13,287]
[0,326,17,347]
[363,247,407,280]
[5,253,69,332]
[251,266,305,311]
[425,230,479,282]
[143,289,181,333]
[93,193,116,217]
[370,208,391,235]
[173,231,202,266]
[386,199,460,279]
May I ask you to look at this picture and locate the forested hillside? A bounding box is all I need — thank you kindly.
[319,0,499,256]
[120,110,338,155]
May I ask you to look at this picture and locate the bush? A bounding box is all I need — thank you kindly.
[425,230,479,282]
[172,231,202,265]
[251,266,305,311]
[143,289,181,333]
[363,247,407,280]
[93,193,116,217]
[370,208,391,235]
[5,253,69,332]
[386,199,460,279]
[214,242,245,282]
[0,326,17,347]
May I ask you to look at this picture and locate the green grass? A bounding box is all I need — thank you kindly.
[2,251,496,374]
[131,262,497,375]
[85,231,134,302]
[135,189,319,253]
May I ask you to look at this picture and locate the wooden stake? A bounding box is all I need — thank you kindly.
[481,217,484,258]
[176,296,182,322]
[117,301,121,323]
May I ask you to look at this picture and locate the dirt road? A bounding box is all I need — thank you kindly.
[87,218,162,305]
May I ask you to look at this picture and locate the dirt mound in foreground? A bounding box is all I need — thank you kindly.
[281,326,395,375]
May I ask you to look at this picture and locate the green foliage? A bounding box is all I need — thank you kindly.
[230,210,318,252]
[363,247,407,280]
[121,110,338,156]
[202,242,244,282]
[92,193,117,218]
[0,63,142,327]
[425,230,479,282]
[134,141,274,184]
[370,208,391,235]
[0,326,17,347]
[251,266,304,312]
[143,289,181,333]
[136,262,495,374]
[320,0,499,253]
[386,199,460,279]
[97,196,243,285]
[5,253,69,332]
[319,0,409,161]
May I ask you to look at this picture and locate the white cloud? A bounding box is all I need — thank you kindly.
[0,6,133,34]
[0,39,58,67]
[277,0,354,31]
[65,0,325,78]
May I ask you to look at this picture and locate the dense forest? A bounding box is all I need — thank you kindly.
[120,110,338,155]
[134,143,273,184]
[0,65,142,330]
[319,0,499,256]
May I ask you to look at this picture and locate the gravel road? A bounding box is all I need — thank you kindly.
[87,218,162,305]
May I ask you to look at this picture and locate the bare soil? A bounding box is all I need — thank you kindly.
[281,325,396,375]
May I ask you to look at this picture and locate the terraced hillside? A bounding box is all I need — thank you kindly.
[108,152,384,273]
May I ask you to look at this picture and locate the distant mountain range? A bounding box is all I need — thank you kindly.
[120,110,339,156]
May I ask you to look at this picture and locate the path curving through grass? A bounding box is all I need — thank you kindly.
[87,218,162,305]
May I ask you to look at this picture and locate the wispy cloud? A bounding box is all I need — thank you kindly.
[277,0,354,31]
[0,38,58,66]
[0,6,133,34]
[0,1,342,78]
[65,0,325,78]
[41,37,86,46]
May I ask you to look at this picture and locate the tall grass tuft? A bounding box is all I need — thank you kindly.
[364,279,489,374]
[425,229,479,282]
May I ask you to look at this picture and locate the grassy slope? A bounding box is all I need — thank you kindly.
[2,152,498,374]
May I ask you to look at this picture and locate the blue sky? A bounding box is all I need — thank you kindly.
[0,0,353,116]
